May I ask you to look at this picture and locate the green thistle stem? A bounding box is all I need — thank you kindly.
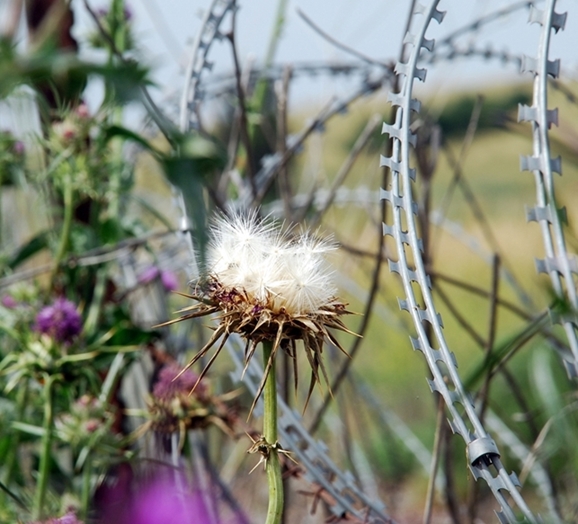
[80,455,92,521]
[262,340,283,524]
[33,374,57,520]
[0,381,28,506]
[49,174,73,291]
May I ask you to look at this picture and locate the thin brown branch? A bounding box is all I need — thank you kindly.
[435,286,486,348]
[219,57,254,200]
[224,14,258,199]
[431,95,483,259]
[423,394,445,524]
[488,312,549,382]
[308,113,391,436]
[308,114,381,229]
[0,229,176,289]
[478,255,501,422]
[252,97,334,208]
[275,65,293,222]
[252,79,388,208]
[442,428,463,524]
[296,8,388,67]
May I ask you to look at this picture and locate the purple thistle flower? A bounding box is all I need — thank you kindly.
[153,364,204,400]
[34,298,82,344]
[130,482,211,524]
[97,473,222,524]
[138,266,179,293]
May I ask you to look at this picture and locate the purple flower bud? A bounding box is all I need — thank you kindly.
[137,266,160,285]
[34,298,82,344]
[160,270,178,292]
[52,120,77,143]
[95,5,132,21]
[85,419,100,433]
[76,104,91,119]
[1,294,18,309]
[138,266,179,293]
[13,140,25,155]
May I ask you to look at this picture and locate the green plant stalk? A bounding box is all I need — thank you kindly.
[262,340,283,524]
[33,374,57,520]
[80,454,92,521]
[251,0,288,112]
[0,381,29,508]
[48,174,73,290]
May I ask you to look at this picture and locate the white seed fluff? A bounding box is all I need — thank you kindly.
[207,212,337,315]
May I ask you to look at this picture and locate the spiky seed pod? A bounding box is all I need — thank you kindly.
[157,211,355,413]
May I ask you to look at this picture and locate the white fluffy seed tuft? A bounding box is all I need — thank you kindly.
[207,212,337,315]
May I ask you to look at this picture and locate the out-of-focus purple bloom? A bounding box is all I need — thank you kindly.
[28,509,83,524]
[152,364,204,400]
[138,266,179,293]
[98,474,220,524]
[160,270,178,292]
[34,298,82,344]
[131,481,211,524]
[1,294,18,309]
[13,140,25,155]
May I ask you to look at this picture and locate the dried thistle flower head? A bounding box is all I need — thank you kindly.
[145,364,238,450]
[158,211,355,413]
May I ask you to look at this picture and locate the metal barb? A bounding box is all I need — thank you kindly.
[518,0,578,378]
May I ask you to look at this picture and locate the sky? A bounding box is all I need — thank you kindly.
[2,0,576,127]
[70,0,577,109]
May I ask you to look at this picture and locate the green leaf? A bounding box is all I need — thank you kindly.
[0,42,150,105]
[163,157,208,270]
[101,124,159,155]
[6,231,49,270]
[464,314,547,389]
[98,217,125,245]
[12,422,45,437]
[162,134,226,272]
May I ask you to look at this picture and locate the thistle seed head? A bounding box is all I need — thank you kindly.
[157,211,355,413]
